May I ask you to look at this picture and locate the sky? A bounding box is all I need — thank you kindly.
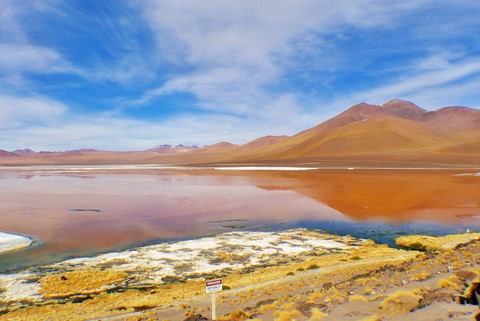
[1,0,480,151]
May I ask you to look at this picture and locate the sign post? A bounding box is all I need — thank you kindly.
[205,279,222,320]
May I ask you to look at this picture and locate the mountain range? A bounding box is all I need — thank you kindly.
[2,99,479,167]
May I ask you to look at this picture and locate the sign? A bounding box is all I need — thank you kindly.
[206,279,222,293]
[206,279,223,320]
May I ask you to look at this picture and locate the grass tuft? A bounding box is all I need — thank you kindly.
[380,290,422,315]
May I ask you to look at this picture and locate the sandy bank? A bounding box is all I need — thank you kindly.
[0,232,33,255]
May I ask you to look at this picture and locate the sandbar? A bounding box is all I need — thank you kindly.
[0,232,33,255]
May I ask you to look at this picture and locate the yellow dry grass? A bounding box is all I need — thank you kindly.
[396,233,480,251]
[309,307,327,320]
[349,295,368,302]
[273,309,302,321]
[1,242,418,321]
[438,275,463,290]
[379,290,421,315]
[39,269,128,298]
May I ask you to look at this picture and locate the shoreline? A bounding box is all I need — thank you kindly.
[1,164,480,172]
[2,229,480,320]
[0,229,362,302]
[0,219,475,274]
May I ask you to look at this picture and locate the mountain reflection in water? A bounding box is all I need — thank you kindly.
[0,168,479,271]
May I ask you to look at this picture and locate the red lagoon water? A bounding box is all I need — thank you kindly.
[0,168,479,270]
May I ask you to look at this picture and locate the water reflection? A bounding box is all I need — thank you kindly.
[0,168,479,271]
[0,171,342,270]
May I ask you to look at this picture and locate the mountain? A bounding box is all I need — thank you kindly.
[220,100,479,164]
[148,144,198,153]
[1,99,479,166]
[238,135,289,152]
[197,142,238,153]
[13,148,35,155]
[380,99,427,121]
[423,107,480,137]
[0,150,17,157]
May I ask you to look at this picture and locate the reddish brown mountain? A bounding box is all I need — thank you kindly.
[239,135,289,151]
[0,150,17,157]
[380,99,427,121]
[1,100,479,166]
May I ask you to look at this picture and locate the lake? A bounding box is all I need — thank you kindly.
[0,166,479,271]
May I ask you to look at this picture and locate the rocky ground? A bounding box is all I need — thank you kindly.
[1,230,480,321]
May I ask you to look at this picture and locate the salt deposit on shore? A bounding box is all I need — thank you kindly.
[454,172,480,176]
[214,166,318,171]
[0,229,360,302]
[0,232,33,255]
[55,229,353,283]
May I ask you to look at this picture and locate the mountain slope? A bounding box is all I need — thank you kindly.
[2,99,479,166]
[380,99,427,121]
[0,150,17,157]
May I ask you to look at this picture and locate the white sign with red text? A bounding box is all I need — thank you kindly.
[206,279,222,293]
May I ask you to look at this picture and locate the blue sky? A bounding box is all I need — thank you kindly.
[2,0,480,151]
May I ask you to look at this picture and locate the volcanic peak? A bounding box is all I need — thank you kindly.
[380,99,427,121]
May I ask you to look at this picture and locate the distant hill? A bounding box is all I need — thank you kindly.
[0,150,17,157]
[2,99,479,166]
[13,148,35,155]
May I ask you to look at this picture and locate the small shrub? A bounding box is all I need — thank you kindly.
[307,291,323,303]
[438,275,462,290]
[273,309,302,321]
[380,290,422,315]
[307,264,320,270]
[309,307,327,320]
[279,302,296,311]
[413,272,430,281]
[363,286,374,295]
[229,309,249,321]
[297,267,305,271]
[326,288,342,302]
[286,272,294,276]
[408,242,428,251]
[259,301,278,312]
[350,295,368,302]
[350,256,361,260]
[222,285,231,290]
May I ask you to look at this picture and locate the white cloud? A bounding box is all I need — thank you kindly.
[1,112,240,151]
[1,106,307,151]
[0,95,67,130]
[136,0,433,118]
[349,55,480,108]
[3,0,480,152]
[0,44,72,74]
